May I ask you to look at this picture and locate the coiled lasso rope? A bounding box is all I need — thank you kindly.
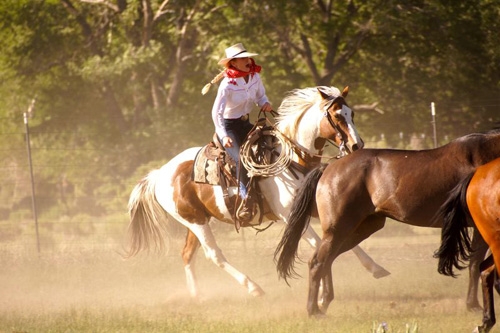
[240,127,294,178]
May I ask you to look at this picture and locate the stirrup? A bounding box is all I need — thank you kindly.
[236,198,253,222]
[237,191,257,222]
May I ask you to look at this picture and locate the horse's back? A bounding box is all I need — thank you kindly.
[161,147,201,172]
[154,147,201,212]
[317,148,469,225]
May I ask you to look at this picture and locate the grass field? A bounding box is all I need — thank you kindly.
[0,219,496,333]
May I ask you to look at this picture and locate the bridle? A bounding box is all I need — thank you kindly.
[322,95,352,157]
[242,97,357,179]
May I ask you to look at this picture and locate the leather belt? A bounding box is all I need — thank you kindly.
[240,114,249,121]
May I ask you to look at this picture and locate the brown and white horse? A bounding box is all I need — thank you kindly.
[126,86,388,298]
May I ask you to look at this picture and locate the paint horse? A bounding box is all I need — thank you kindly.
[275,129,500,316]
[126,86,389,298]
[435,157,500,333]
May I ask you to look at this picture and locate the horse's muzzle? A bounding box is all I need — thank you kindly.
[352,139,364,151]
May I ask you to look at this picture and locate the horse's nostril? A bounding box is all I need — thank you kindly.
[352,144,359,151]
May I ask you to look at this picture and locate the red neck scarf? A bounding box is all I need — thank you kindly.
[225,58,262,79]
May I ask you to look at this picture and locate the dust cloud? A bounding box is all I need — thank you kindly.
[0,221,476,331]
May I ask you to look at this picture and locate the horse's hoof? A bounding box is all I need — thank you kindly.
[373,267,391,279]
[308,307,327,318]
[249,286,265,297]
[467,304,483,313]
[473,325,490,333]
[309,311,327,319]
[318,302,331,314]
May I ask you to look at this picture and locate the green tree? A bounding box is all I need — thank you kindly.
[0,0,499,218]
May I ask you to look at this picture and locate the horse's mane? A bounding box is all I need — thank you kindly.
[275,86,341,138]
[453,127,500,144]
[486,127,500,134]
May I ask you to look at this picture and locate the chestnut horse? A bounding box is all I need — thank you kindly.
[126,86,389,298]
[274,129,500,316]
[435,157,500,333]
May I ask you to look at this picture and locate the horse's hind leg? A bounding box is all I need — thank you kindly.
[301,225,336,311]
[474,255,496,333]
[318,255,334,314]
[182,229,201,298]
[468,229,488,312]
[316,215,386,315]
[187,223,265,297]
[307,230,340,316]
[308,250,328,316]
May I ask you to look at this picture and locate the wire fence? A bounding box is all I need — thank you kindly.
[0,119,439,256]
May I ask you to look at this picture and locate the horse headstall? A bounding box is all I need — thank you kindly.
[322,96,355,158]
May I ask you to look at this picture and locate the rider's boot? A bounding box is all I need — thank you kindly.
[237,194,255,222]
[236,184,254,223]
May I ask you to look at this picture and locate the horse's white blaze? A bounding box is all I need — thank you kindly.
[337,105,363,148]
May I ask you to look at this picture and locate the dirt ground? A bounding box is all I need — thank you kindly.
[0,220,495,332]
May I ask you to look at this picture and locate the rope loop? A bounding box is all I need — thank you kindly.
[240,126,293,178]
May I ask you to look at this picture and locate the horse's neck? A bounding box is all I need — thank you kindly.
[257,168,305,220]
[258,122,322,219]
[473,133,500,165]
[448,132,500,166]
[277,120,320,157]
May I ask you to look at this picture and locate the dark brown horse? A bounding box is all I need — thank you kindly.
[274,129,500,316]
[435,157,500,333]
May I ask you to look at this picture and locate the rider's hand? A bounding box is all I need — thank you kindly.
[223,136,233,148]
[260,102,273,112]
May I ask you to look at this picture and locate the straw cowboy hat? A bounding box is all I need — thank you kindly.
[217,43,259,66]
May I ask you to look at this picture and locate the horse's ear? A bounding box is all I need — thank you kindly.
[317,88,330,100]
[342,86,349,98]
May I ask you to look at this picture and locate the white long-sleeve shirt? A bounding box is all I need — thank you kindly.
[212,73,269,139]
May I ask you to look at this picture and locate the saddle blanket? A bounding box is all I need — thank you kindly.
[193,144,219,185]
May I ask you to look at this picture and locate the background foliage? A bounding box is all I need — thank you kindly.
[0,0,499,220]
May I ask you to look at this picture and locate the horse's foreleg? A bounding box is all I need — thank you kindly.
[351,246,390,279]
[189,223,265,297]
[301,224,389,279]
[182,229,201,298]
[469,229,488,312]
[220,260,265,297]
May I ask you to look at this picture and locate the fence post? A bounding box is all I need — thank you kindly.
[431,102,437,148]
[23,98,40,254]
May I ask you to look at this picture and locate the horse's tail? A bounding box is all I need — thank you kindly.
[124,169,170,258]
[433,172,475,277]
[274,164,326,283]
